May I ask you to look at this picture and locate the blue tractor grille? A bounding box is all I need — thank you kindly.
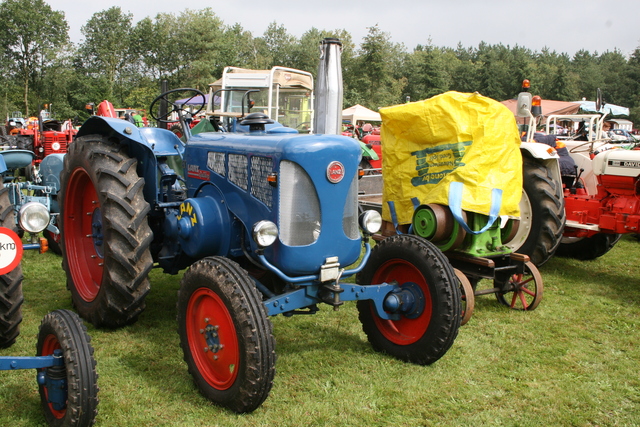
[207,151,274,209]
[343,175,359,239]
[251,156,274,208]
[278,160,321,246]
[229,154,248,190]
[208,152,225,175]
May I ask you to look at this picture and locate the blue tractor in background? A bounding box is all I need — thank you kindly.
[57,39,461,412]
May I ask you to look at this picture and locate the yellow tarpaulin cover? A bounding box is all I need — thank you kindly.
[380,91,522,225]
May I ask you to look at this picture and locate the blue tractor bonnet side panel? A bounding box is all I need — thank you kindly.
[184,131,363,276]
[77,116,185,205]
[40,153,66,194]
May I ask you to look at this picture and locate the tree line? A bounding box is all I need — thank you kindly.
[1,0,639,126]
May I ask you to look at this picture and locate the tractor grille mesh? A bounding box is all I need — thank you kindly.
[228,154,248,190]
[343,175,359,239]
[208,152,226,176]
[250,156,273,208]
[279,160,320,246]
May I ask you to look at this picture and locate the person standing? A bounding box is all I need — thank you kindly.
[133,111,144,127]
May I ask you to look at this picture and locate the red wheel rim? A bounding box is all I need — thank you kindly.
[497,261,542,311]
[371,259,432,345]
[186,288,239,390]
[510,273,534,309]
[40,334,66,419]
[63,168,103,302]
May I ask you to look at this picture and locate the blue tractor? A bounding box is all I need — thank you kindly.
[57,39,461,413]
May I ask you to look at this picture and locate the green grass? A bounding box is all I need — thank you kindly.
[1,236,640,426]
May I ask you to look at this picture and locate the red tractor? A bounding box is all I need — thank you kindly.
[520,87,639,259]
[6,107,75,174]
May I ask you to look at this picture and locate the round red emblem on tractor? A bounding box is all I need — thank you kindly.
[327,161,345,183]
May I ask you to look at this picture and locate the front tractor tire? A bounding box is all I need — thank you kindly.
[59,135,153,328]
[504,159,565,267]
[357,234,461,365]
[36,309,99,427]
[177,257,276,413]
[0,182,24,348]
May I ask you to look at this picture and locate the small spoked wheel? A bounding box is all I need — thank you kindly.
[495,261,543,311]
[36,309,98,427]
[454,269,475,326]
[177,257,276,413]
[357,234,460,365]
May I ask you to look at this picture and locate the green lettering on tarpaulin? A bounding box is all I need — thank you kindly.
[410,141,472,186]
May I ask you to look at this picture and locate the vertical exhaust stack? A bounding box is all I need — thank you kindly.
[313,38,343,135]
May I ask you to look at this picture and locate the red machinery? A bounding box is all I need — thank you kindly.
[10,109,75,165]
[362,128,382,169]
[563,147,640,238]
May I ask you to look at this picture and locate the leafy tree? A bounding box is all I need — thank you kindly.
[0,4,635,128]
[475,43,512,100]
[131,14,180,81]
[171,8,226,90]
[571,49,604,101]
[349,24,406,109]
[220,23,260,69]
[597,49,633,107]
[78,7,134,103]
[405,44,452,101]
[260,22,297,68]
[0,0,69,115]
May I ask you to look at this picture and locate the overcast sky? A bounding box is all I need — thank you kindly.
[47,0,639,57]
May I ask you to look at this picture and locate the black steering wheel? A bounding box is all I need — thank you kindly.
[149,88,206,123]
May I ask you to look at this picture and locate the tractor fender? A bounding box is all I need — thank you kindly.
[77,116,184,157]
[520,141,562,185]
[173,183,232,259]
[77,116,185,205]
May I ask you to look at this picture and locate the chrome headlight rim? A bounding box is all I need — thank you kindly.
[252,220,278,248]
[359,210,382,235]
[18,201,50,233]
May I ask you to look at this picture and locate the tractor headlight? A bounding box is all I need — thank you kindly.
[253,220,278,248]
[359,210,382,234]
[19,202,50,233]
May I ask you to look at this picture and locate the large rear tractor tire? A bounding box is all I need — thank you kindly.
[0,182,24,348]
[503,159,565,267]
[177,257,276,413]
[555,233,622,260]
[59,135,153,328]
[357,234,460,365]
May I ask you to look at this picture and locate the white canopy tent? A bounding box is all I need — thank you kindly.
[342,104,381,123]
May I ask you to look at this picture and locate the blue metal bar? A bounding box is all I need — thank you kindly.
[257,242,372,284]
[342,242,372,277]
[265,286,319,316]
[339,283,399,320]
[264,281,399,320]
[0,355,62,370]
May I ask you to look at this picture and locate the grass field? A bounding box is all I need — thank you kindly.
[1,235,639,426]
